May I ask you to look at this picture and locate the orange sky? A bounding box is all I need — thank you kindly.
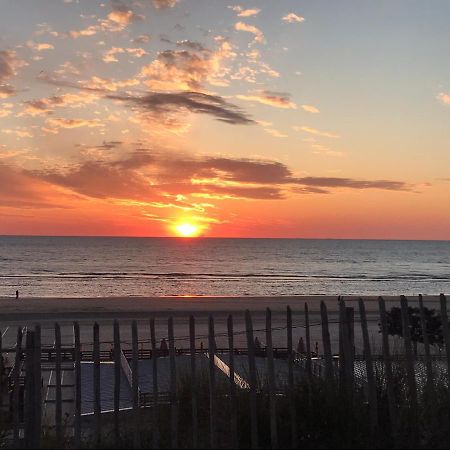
[0,0,449,239]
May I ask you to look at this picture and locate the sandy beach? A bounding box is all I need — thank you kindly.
[0,294,441,321]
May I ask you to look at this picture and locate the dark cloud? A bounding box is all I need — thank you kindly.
[107,91,254,125]
[295,177,411,191]
[0,163,70,208]
[39,73,253,126]
[2,146,415,210]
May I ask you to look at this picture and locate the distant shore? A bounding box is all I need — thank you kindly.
[0,295,441,322]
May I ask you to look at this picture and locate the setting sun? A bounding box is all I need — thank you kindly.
[175,223,200,238]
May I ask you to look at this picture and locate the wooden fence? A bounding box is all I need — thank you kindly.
[0,294,449,449]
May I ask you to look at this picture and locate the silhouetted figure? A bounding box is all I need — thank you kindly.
[315,341,319,356]
[254,336,262,351]
[15,290,19,300]
[160,338,168,356]
[297,337,305,354]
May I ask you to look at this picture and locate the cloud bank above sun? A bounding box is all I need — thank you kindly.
[0,0,449,238]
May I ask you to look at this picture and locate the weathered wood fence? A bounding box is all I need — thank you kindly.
[0,294,449,449]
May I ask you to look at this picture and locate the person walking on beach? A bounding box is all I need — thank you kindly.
[15,290,19,300]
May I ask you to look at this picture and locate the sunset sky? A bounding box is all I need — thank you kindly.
[1,0,449,239]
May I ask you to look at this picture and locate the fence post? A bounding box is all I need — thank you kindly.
[304,303,312,382]
[266,308,278,449]
[245,310,258,450]
[24,330,35,450]
[33,324,42,450]
[13,326,23,450]
[439,294,450,387]
[378,297,398,443]
[227,314,238,449]
[93,322,101,448]
[359,298,378,437]
[150,317,159,449]
[208,315,217,449]
[55,323,62,447]
[400,295,418,444]
[418,294,433,390]
[132,320,140,449]
[73,322,81,449]
[320,301,334,381]
[339,299,354,393]
[168,317,178,449]
[113,320,121,447]
[287,306,297,449]
[189,315,198,449]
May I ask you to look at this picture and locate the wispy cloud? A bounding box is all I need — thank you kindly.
[301,104,320,114]
[282,13,305,23]
[237,90,297,109]
[235,22,265,44]
[229,6,261,17]
[437,92,450,105]
[295,126,341,139]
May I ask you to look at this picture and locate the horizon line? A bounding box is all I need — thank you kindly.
[1,234,449,242]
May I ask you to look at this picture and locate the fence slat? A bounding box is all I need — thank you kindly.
[320,301,334,381]
[304,303,312,382]
[245,310,258,450]
[73,322,81,449]
[150,317,159,450]
[440,294,450,386]
[400,295,418,445]
[227,314,238,449]
[113,320,121,447]
[266,308,278,449]
[418,294,433,389]
[13,327,23,449]
[55,323,62,446]
[359,298,378,437]
[24,330,35,450]
[378,297,398,444]
[132,320,140,449]
[208,315,217,449]
[93,322,101,448]
[287,306,297,449]
[189,315,198,449]
[33,325,42,450]
[168,317,178,449]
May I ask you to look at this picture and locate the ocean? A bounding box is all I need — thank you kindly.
[0,236,449,298]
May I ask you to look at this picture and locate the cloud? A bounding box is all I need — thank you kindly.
[26,41,55,52]
[437,92,450,105]
[301,104,320,114]
[102,46,147,63]
[296,177,410,191]
[282,13,305,23]
[139,40,235,90]
[132,34,151,44]
[235,22,265,44]
[152,0,179,8]
[229,6,261,17]
[107,91,255,125]
[45,117,104,130]
[0,50,26,97]
[237,90,297,109]
[295,126,341,139]
[21,92,97,116]
[0,163,71,208]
